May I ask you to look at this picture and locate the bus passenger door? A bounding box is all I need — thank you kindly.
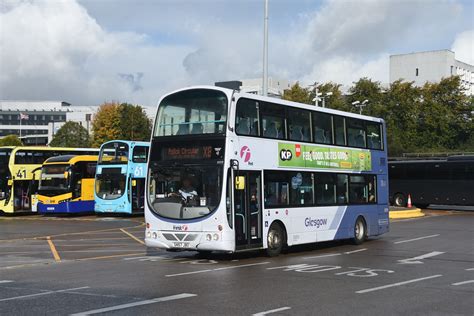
[234,171,263,249]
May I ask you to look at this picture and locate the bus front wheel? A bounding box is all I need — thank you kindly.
[393,193,406,207]
[266,222,285,257]
[352,217,367,245]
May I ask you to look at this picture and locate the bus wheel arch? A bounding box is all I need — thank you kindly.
[266,220,287,257]
[352,216,367,245]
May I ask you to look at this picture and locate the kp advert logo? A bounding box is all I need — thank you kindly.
[173,225,188,231]
[240,146,251,163]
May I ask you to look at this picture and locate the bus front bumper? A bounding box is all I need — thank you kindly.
[145,230,234,252]
[38,201,95,214]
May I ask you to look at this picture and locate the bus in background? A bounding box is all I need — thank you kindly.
[145,86,389,256]
[389,155,474,208]
[37,155,98,214]
[0,146,98,215]
[94,140,149,215]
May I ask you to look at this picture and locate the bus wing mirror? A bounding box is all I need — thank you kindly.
[231,159,239,171]
[235,176,245,190]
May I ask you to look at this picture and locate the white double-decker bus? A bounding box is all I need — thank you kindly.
[145,86,389,256]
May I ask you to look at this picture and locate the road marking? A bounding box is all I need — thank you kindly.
[344,248,367,254]
[0,286,90,302]
[465,268,474,271]
[76,252,146,261]
[303,253,342,259]
[452,280,474,286]
[397,251,445,264]
[69,293,197,315]
[213,262,270,271]
[120,228,145,245]
[356,275,442,294]
[46,236,61,262]
[253,306,291,315]
[166,262,270,277]
[394,234,440,244]
[0,280,13,284]
[165,270,213,277]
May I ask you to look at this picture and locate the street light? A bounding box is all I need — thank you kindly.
[322,91,333,108]
[312,91,333,108]
[352,99,368,114]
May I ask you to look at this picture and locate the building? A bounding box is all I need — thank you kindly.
[390,49,474,95]
[0,101,95,145]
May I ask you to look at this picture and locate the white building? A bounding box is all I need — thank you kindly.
[390,49,474,95]
[0,101,96,145]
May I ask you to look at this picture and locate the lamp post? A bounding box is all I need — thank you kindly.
[322,91,333,108]
[313,91,333,107]
[262,0,269,97]
[352,99,368,114]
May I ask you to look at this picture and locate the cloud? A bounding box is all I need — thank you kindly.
[0,0,192,106]
[451,29,474,65]
[0,0,470,106]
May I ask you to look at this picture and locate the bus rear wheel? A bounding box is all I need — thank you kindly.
[393,193,406,207]
[266,222,285,257]
[352,217,367,245]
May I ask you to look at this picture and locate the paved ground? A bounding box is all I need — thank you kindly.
[0,210,473,315]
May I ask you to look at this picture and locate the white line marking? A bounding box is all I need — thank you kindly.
[452,280,474,286]
[70,293,196,316]
[165,270,213,277]
[397,251,445,264]
[0,280,14,284]
[253,306,291,315]
[356,275,442,294]
[0,287,90,302]
[303,253,342,259]
[344,248,367,254]
[213,262,270,271]
[394,234,440,244]
[465,268,474,271]
[166,262,270,277]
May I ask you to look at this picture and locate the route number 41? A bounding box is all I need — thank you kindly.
[16,169,27,179]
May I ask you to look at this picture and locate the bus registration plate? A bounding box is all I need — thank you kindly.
[173,242,190,248]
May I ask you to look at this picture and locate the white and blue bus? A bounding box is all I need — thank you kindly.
[145,86,389,256]
[94,140,149,215]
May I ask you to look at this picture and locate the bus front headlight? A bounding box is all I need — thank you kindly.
[206,234,212,241]
[213,233,219,241]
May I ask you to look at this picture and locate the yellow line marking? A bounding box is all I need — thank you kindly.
[76,252,146,261]
[120,229,145,245]
[0,223,145,243]
[46,236,61,262]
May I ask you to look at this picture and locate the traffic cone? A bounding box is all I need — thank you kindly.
[407,194,412,208]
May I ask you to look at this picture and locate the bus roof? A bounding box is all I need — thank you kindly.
[100,140,150,147]
[156,85,385,124]
[44,155,98,164]
[389,155,474,163]
[10,146,99,153]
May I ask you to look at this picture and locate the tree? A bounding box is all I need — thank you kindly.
[0,135,23,146]
[49,121,90,148]
[91,102,151,147]
[347,77,384,117]
[310,82,348,111]
[282,82,312,105]
[118,103,152,141]
[91,102,122,147]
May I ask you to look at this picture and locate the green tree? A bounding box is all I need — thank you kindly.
[118,103,152,141]
[310,82,348,111]
[0,134,23,146]
[49,121,90,148]
[348,77,384,117]
[282,82,312,104]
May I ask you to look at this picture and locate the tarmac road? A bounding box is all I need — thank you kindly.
[0,210,473,315]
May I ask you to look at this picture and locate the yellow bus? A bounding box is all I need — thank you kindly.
[37,155,98,214]
[0,146,98,215]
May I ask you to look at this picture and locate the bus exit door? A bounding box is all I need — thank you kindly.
[234,171,262,249]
